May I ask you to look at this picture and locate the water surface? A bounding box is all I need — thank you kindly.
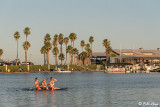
[0,72,160,107]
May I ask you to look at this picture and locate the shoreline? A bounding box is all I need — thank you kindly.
[0,70,159,73]
[0,70,105,73]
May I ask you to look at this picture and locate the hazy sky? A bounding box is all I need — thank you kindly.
[0,0,160,64]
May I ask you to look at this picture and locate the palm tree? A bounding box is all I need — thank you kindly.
[69,33,77,47]
[58,33,64,65]
[53,34,58,47]
[40,45,47,65]
[44,33,51,43]
[0,49,3,60]
[14,31,20,66]
[80,51,87,65]
[24,27,31,65]
[102,39,111,65]
[44,34,52,65]
[52,34,59,65]
[58,53,65,64]
[73,48,79,65]
[23,41,31,64]
[80,40,85,52]
[106,46,112,64]
[66,45,73,65]
[64,37,69,64]
[85,43,92,64]
[69,33,77,64]
[89,36,94,54]
[52,47,59,65]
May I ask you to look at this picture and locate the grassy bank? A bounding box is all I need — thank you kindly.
[0,64,105,72]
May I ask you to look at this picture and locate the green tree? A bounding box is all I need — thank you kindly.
[80,40,85,52]
[44,34,52,65]
[102,39,112,65]
[80,51,87,65]
[66,45,73,65]
[85,44,92,64]
[58,53,65,63]
[64,37,69,64]
[53,34,58,47]
[58,33,64,65]
[52,34,59,64]
[89,36,94,55]
[0,49,3,60]
[69,33,77,64]
[69,33,77,47]
[52,47,59,65]
[40,45,47,65]
[14,31,20,66]
[73,48,79,65]
[24,27,31,65]
[23,41,31,64]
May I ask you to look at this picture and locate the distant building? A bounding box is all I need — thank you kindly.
[91,48,160,64]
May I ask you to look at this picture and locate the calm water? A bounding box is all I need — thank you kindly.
[0,72,160,107]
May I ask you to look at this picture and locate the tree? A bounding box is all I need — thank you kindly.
[58,33,64,65]
[85,44,92,64]
[24,27,31,65]
[89,36,94,55]
[69,33,77,47]
[40,45,47,65]
[22,41,31,64]
[52,47,59,65]
[14,31,20,66]
[53,34,58,47]
[66,45,73,65]
[102,39,112,65]
[69,33,77,64]
[80,40,85,52]
[44,34,52,65]
[52,34,59,65]
[80,51,87,65]
[73,48,79,65]
[0,49,3,60]
[64,37,69,64]
[58,53,65,63]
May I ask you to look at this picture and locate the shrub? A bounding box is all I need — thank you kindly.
[88,65,97,70]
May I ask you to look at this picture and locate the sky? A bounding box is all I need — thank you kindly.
[0,0,160,64]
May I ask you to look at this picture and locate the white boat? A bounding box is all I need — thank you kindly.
[54,70,71,73]
[105,68,125,73]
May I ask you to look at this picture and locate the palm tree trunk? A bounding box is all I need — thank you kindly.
[44,54,45,65]
[91,44,93,55]
[106,51,108,66]
[25,50,27,65]
[74,54,76,65]
[47,51,49,65]
[16,40,18,66]
[70,54,71,65]
[65,45,67,64]
[25,36,27,65]
[55,55,57,65]
[61,44,62,65]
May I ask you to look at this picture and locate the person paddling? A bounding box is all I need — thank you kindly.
[42,78,49,90]
[34,77,41,90]
[50,77,60,90]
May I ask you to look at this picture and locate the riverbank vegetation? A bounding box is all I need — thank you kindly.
[0,64,105,72]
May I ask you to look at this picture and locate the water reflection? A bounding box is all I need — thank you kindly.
[34,90,39,105]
